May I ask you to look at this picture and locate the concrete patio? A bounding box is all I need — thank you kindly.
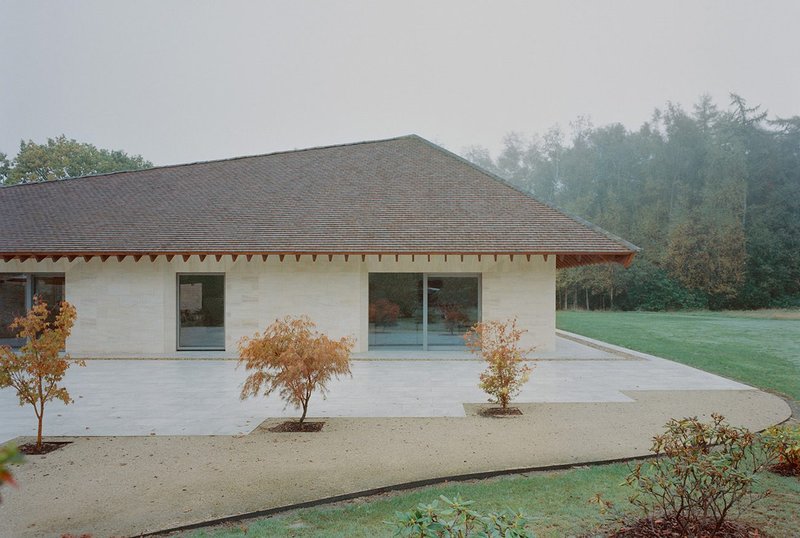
[0,332,759,442]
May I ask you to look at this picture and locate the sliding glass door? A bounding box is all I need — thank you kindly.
[426,276,480,347]
[368,273,423,347]
[368,273,480,349]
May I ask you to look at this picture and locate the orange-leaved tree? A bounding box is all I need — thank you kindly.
[0,297,82,451]
[238,315,354,424]
[465,319,533,410]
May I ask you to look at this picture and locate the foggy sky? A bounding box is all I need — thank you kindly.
[1,0,799,166]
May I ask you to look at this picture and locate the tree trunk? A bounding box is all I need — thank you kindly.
[37,405,44,451]
[299,399,308,424]
[585,288,590,310]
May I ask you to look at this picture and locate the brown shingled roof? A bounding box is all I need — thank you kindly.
[0,135,638,268]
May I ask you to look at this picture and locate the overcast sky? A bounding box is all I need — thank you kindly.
[2,0,799,166]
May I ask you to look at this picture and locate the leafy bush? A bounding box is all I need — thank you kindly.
[762,424,800,475]
[0,443,23,503]
[0,298,81,451]
[389,494,532,537]
[624,414,769,537]
[464,319,532,410]
[238,315,354,424]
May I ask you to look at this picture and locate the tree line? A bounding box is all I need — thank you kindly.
[464,95,800,310]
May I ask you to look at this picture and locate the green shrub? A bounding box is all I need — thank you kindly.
[624,414,769,536]
[389,494,533,537]
[0,443,23,503]
[762,424,800,474]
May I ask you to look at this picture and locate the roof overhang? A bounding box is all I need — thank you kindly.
[0,250,636,268]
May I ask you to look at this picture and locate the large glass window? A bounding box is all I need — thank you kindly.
[0,273,66,347]
[369,273,480,349]
[427,276,480,347]
[178,274,225,350]
[368,273,423,347]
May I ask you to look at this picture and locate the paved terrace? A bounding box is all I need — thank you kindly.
[0,332,760,441]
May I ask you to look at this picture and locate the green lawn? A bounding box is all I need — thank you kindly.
[558,310,800,401]
[184,310,800,537]
[185,463,800,538]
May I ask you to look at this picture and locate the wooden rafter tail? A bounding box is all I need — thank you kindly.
[623,252,636,267]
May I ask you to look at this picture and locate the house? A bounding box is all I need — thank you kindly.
[0,135,637,357]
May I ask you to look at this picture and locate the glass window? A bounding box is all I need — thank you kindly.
[0,273,66,347]
[368,273,480,349]
[178,274,225,350]
[368,273,423,347]
[427,276,480,347]
[34,275,66,327]
[0,274,27,346]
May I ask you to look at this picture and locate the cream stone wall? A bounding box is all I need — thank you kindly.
[0,254,555,357]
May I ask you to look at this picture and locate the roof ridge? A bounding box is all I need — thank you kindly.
[0,134,421,190]
[412,136,641,253]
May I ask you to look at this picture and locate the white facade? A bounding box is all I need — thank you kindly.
[0,254,556,357]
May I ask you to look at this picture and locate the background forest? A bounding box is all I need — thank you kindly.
[464,95,800,311]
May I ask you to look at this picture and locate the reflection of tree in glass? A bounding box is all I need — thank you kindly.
[440,304,469,334]
[369,299,401,327]
[368,273,423,319]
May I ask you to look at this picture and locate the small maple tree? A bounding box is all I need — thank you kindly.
[0,297,82,451]
[238,315,354,424]
[465,319,533,410]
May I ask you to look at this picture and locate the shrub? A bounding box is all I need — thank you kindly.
[464,319,532,410]
[624,414,769,537]
[0,297,81,452]
[389,494,532,537]
[238,315,354,424]
[0,443,23,503]
[762,424,800,475]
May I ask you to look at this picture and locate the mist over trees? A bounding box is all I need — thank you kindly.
[464,95,800,310]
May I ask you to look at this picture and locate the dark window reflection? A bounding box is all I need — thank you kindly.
[178,274,225,350]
